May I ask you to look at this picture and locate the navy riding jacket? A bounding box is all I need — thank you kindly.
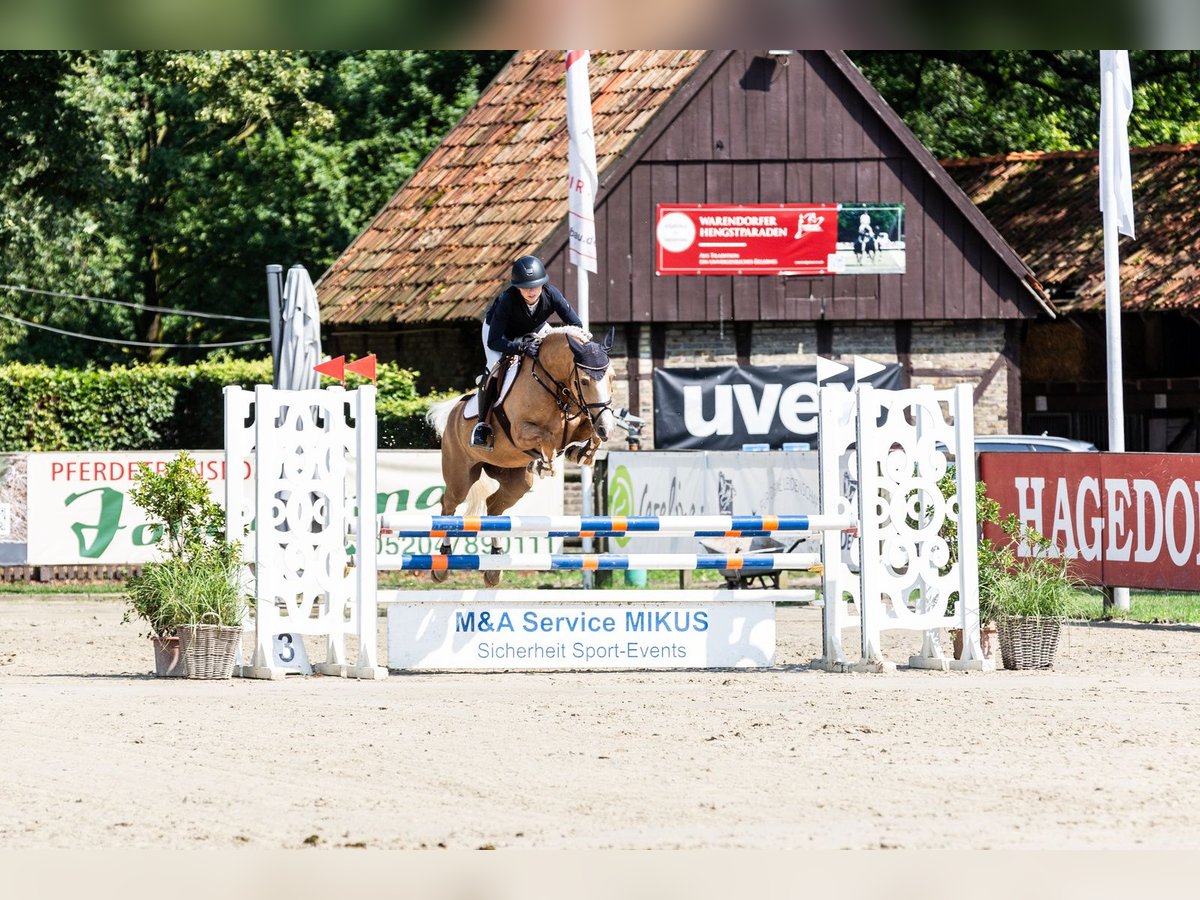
[484,284,582,356]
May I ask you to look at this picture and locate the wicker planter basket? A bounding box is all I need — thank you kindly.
[997,615,1062,670]
[177,624,242,679]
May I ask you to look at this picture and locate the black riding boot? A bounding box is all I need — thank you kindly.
[470,373,496,450]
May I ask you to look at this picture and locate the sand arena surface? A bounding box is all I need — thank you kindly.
[2,597,1200,850]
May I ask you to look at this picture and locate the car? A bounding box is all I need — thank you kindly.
[974,434,1098,453]
[935,433,1098,463]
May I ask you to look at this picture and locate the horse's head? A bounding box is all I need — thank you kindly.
[564,326,616,441]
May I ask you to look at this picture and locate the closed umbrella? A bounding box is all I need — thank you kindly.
[276,264,322,390]
[269,265,323,675]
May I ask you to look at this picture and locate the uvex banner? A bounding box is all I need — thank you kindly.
[653,363,902,450]
[980,452,1200,590]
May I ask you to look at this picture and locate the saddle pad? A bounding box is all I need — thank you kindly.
[462,362,521,419]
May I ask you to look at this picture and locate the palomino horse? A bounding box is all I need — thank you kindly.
[425,326,616,585]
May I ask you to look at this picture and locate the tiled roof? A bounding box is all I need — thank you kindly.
[317,50,709,325]
[944,144,1200,314]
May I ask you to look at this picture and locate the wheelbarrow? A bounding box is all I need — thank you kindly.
[697,534,810,590]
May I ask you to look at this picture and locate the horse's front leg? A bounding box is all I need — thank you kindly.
[564,434,601,466]
[431,535,453,583]
[510,421,559,478]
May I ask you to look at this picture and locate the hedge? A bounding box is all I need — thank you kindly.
[0,359,455,451]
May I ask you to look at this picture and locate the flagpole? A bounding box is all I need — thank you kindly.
[578,265,594,589]
[566,49,599,590]
[1101,61,1130,612]
[1102,67,1126,455]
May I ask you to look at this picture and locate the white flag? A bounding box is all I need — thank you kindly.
[1099,50,1135,238]
[565,50,599,273]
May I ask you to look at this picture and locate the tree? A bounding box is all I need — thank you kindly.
[849,51,1200,159]
[0,50,510,366]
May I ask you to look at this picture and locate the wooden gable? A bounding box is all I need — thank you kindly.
[536,50,1053,325]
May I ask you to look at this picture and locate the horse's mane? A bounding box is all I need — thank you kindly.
[544,325,592,343]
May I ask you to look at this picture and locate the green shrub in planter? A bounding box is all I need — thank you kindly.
[984,514,1082,670]
[984,514,1079,619]
[122,451,246,641]
[126,544,246,632]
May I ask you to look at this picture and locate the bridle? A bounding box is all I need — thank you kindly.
[528,353,612,447]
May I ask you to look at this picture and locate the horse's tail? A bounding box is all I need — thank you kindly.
[425,395,461,438]
[463,474,495,516]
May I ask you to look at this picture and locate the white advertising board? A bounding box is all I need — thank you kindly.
[26,451,230,565]
[604,450,820,555]
[25,450,563,565]
[386,593,775,670]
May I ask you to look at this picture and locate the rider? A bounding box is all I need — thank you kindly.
[857,211,874,244]
[470,255,584,450]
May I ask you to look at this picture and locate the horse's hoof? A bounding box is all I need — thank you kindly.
[484,570,502,587]
[431,569,449,583]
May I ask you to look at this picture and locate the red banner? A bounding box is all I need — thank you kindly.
[655,204,839,275]
[979,452,1200,590]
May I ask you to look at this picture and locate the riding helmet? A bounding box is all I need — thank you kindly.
[511,255,549,289]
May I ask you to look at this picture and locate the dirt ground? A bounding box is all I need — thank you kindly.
[2,596,1199,851]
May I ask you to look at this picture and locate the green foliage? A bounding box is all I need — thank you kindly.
[983,514,1082,619]
[0,359,270,450]
[936,468,1003,622]
[0,50,510,367]
[373,360,457,449]
[851,51,1200,159]
[124,551,240,635]
[124,546,246,635]
[123,450,244,635]
[128,451,225,560]
[0,358,454,451]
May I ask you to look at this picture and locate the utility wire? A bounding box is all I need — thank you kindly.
[0,309,269,349]
[0,282,271,323]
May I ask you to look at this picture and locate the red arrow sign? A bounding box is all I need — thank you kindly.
[313,356,345,382]
[345,354,377,384]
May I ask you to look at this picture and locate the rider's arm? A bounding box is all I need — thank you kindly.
[486,294,527,356]
[545,285,583,328]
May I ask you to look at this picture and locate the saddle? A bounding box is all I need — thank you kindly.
[463,353,521,421]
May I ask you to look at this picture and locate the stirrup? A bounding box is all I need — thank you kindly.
[470,423,494,450]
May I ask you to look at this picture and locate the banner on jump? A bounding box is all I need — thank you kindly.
[386,599,775,670]
[979,451,1200,590]
[652,363,901,450]
[654,203,906,276]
